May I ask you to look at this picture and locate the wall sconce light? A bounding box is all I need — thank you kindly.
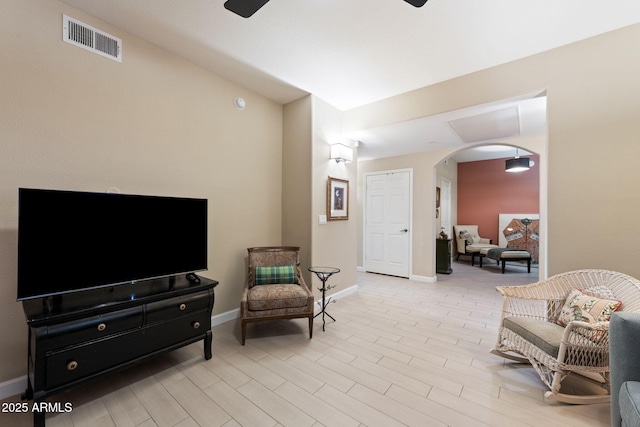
[330,143,353,163]
[505,148,535,173]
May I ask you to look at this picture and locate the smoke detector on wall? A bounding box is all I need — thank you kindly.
[63,15,122,62]
[234,97,246,110]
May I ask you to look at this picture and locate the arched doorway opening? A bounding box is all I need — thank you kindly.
[354,92,548,281]
[433,140,547,280]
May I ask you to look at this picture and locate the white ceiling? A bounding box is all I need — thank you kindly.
[58,0,640,161]
[346,93,546,161]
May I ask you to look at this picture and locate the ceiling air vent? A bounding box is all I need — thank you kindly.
[63,15,122,62]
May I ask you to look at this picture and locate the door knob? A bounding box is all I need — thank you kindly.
[400,229,408,233]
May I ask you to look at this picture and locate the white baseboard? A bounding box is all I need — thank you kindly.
[0,375,27,401]
[410,274,437,283]
[356,266,365,272]
[1,285,361,401]
[314,285,358,313]
[210,285,360,321]
[358,267,436,283]
[211,308,240,327]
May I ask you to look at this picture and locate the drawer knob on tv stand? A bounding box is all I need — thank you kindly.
[179,303,187,311]
[97,323,106,331]
[192,321,201,329]
[66,360,78,371]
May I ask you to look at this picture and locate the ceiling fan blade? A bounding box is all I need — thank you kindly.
[224,0,270,18]
[404,0,428,6]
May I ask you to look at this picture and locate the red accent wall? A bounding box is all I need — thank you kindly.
[457,155,539,245]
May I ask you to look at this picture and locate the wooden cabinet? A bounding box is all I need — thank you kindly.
[436,239,453,274]
[21,275,217,427]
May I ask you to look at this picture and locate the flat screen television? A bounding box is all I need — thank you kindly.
[17,188,208,301]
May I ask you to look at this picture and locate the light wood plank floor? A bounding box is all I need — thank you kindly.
[2,260,612,426]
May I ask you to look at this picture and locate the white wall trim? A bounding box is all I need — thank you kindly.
[0,375,27,401]
[211,285,359,324]
[314,285,358,313]
[358,268,436,283]
[212,308,240,327]
[410,274,437,283]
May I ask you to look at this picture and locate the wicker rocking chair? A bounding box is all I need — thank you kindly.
[491,269,640,404]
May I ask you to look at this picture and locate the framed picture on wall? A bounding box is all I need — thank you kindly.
[327,176,349,220]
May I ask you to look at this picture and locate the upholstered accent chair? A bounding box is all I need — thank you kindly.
[241,246,314,345]
[492,269,640,404]
[453,224,498,265]
[610,312,640,427]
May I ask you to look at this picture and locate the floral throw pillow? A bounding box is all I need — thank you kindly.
[556,288,621,326]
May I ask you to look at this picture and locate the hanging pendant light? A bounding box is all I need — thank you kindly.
[505,148,534,173]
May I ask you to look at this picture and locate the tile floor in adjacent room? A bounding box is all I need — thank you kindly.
[2,260,612,426]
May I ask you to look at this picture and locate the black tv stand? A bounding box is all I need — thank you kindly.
[41,295,63,314]
[21,274,218,427]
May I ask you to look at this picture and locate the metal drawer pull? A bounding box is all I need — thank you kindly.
[67,360,78,371]
[192,321,200,329]
[179,303,187,311]
[97,323,107,331]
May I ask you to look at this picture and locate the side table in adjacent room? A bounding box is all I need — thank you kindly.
[436,238,453,274]
[308,266,340,331]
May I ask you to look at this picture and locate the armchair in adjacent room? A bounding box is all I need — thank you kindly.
[453,224,498,265]
[240,246,314,345]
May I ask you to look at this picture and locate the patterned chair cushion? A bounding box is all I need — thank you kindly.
[247,284,308,311]
[253,265,296,287]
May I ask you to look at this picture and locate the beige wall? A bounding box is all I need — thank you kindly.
[355,160,462,276]
[0,0,283,383]
[282,96,313,283]
[310,97,358,292]
[348,25,640,279]
[282,95,357,295]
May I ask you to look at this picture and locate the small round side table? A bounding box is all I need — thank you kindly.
[308,266,340,331]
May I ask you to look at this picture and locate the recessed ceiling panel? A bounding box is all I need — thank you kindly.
[447,106,520,143]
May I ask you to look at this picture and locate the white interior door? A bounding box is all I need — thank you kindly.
[365,170,411,277]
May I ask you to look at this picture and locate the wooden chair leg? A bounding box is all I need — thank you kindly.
[309,316,313,339]
[241,320,246,345]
